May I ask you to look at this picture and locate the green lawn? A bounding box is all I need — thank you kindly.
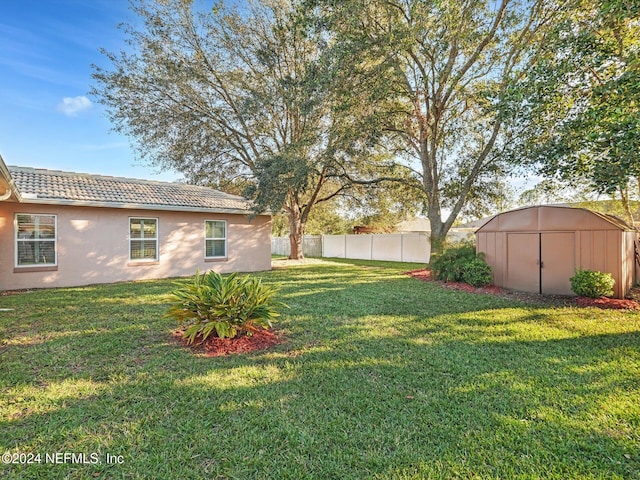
[1,258,639,479]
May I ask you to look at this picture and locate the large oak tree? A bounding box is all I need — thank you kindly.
[92,0,397,259]
[310,0,565,252]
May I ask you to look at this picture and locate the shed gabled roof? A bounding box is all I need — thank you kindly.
[476,205,636,233]
[6,165,256,214]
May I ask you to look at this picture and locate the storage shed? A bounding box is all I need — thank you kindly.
[476,205,638,298]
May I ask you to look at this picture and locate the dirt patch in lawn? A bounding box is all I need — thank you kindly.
[172,328,284,357]
[405,268,640,310]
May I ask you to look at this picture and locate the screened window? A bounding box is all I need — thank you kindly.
[130,218,158,261]
[205,220,227,258]
[15,214,57,267]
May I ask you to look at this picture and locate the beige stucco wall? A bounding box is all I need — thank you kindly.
[0,203,271,290]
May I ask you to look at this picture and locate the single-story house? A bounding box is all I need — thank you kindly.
[0,155,271,291]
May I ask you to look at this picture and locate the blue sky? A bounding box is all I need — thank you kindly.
[0,0,182,182]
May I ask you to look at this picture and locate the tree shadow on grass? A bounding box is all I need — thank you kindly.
[1,261,639,478]
[2,310,639,479]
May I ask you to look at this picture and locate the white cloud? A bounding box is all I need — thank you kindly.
[57,96,92,116]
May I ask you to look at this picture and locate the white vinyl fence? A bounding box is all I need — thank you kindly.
[271,229,474,263]
[322,233,430,262]
[271,235,323,257]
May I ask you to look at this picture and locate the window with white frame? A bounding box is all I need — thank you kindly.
[129,218,158,261]
[205,220,227,258]
[15,214,57,267]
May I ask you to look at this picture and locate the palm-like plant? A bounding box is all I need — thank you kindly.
[165,270,286,344]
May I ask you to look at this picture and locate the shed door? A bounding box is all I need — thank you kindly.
[506,233,540,293]
[541,232,575,295]
[506,232,575,295]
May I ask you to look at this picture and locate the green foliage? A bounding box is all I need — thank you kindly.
[310,0,558,250]
[301,199,352,235]
[271,213,290,237]
[570,269,615,298]
[165,270,286,344]
[462,258,494,287]
[92,0,410,260]
[505,0,640,218]
[272,203,352,236]
[343,171,426,232]
[430,243,493,286]
[573,199,640,223]
[430,244,478,282]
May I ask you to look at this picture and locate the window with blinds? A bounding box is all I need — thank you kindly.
[205,220,227,258]
[15,214,57,267]
[129,218,158,261]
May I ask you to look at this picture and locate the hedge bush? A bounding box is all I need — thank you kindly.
[430,243,493,287]
[462,258,494,287]
[570,269,615,298]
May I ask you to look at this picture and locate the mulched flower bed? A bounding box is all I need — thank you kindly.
[405,268,640,310]
[172,328,284,356]
[574,296,640,310]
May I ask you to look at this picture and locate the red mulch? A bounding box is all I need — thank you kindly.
[574,296,640,310]
[405,269,504,295]
[172,328,284,357]
[406,269,433,281]
[405,269,640,310]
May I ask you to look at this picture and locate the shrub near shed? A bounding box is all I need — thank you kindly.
[462,258,493,287]
[430,243,493,287]
[570,269,615,298]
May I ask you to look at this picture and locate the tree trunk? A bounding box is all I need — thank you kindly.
[428,214,447,260]
[619,185,634,225]
[288,210,305,260]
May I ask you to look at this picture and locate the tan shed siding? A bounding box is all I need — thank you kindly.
[538,207,618,231]
[594,231,607,272]
[498,207,538,231]
[620,232,633,291]
[622,232,636,296]
[476,206,636,298]
[608,230,622,298]
[479,206,625,232]
[477,232,506,287]
[540,232,575,295]
[476,232,486,255]
[632,232,638,287]
[499,232,508,287]
[578,231,590,269]
[477,233,492,284]
[628,232,640,287]
[506,233,541,293]
[494,233,505,286]
[0,203,271,290]
[576,230,625,298]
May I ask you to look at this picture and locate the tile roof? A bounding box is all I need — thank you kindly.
[8,166,256,214]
